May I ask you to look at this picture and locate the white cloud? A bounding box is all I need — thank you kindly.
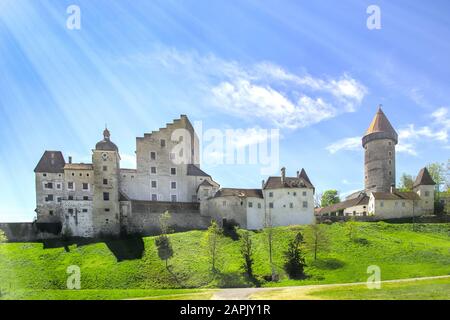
[325,137,360,154]
[125,47,368,130]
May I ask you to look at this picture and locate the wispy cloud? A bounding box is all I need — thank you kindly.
[122,47,367,130]
[326,107,450,156]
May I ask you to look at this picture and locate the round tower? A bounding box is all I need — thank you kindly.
[92,127,121,237]
[362,107,398,193]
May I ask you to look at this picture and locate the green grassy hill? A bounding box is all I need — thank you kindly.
[1,222,449,298]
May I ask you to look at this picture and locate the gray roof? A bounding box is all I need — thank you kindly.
[96,128,118,152]
[214,188,263,199]
[34,151,66,173]
[372,191,420,201]
[187,164,210,177]
[264,175,314,189]
[317,194,369,215]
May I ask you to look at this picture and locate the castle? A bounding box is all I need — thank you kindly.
[317,107,436,218]
[33,115,315,238]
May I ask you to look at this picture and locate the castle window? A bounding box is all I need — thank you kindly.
[171,181,177,189]
[302,191,307,196]
[82,183,89,190]
[43,173,47,177]
[290,203,294,208]
[67,182,74,190]
[152,194,157,201]
[171,195,177,202]
[389,171,392,176]
[44,182,53,189]
[87,173,89,177]
[72,173,75,176]
[151,180,157,188]
[257,203,262,209]
[103,179,108,185]
[79,173,82,177]
[57,197,62,203]
[68,209,73,214]
[83,196,89,201]
[68,195,74,200]
[388,141,392,146]
[45,194,54,202]
[103,166,107,172]
[160,139,166,147]
[105,208,110,212]
[150,152,156,160]
[151,166,157,174]
[425,191,430,197]
[103,192,110,201]
[388,151,392,157]
[269,202,274,209]
[56,183,61,190]
[171,168,177,175]
[248,202,253,208]
[293,192,297,196]
[82,209,88,213]
[302,201,308,208]
[269,192,273,198]
[49,210,54,216]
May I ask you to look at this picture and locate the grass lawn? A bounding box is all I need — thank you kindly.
[251,277,450,300]
[1,222,449,300]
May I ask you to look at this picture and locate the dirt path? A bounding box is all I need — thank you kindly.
[211,275,450,300]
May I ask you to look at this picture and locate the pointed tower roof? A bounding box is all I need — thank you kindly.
[299,168,312,185]
[96,127,118,151]
[362,106,398,147]
[413,167,436,187]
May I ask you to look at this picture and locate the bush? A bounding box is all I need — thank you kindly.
[284,232,307,279]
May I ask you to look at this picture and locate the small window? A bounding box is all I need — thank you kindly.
[257,203,262,209]
[152,194,157,201]
[45,194,54,202]
[57,197,62,203]
[79,173,82,177]
[161,139,166,147]
[103,192,110,201]
[389,171,392,176]
[150,152,156,160]
[72,173,75,176]
[248,202,253,208]
[105,208,110,212]
[103,179,108,185]
[293,192,297,196]
[302,201,308,208]
[388,141,392,146]
[68,195,74,200]
[151,180,157,188]
[269,202,274,209]
[56,183,61,190]
[388,151,392,157]
[49,210,54,216]
[103,166,107,172]
[82,183,89,190]
[425,191,430,197]
[68,209,74,214]
[171,195,177,202]
[68,182,74,190]
[83,196,89,201]
[171,181,177,189]
[82,209,88,213]
[302,191,307,196]
[150,167,157,174]
[43,173,47,177]
[269,192,273,197]
[87,173,89,177]
[290,203,293,208]
[44,182,53,189]
[171,168,177,175]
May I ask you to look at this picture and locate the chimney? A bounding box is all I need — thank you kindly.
[68,156,72,164]
[296,170,300,178]
[281,167,286,184]
[390,184,395,193]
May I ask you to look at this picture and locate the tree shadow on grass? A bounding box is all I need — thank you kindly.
[353,237,370,246]
[311,258,345,270]
[41,236,145,262]
[215,271,252,288]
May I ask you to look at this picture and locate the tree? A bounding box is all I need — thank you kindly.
[284,232,306,279]
[321,190,340,207]
[240,231,254,279]
[427,163,447,193]
[159,211,172,235]
[155,211,174,269]
[304,223,330,261]
[0,230,6,243]
[345,218,359,241]
[155,235,173,269]
[205,220,222,272]
[398,173,414,192]
[264,210,278,281]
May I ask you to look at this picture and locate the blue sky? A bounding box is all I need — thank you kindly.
[0,0,449,221]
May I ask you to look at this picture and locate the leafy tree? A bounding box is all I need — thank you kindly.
[345,218,359,241]
[427,163,447,192]
[155,235,173,269]
[398,173,414,192]
[321,190,340,207]
[205,220,222,272]
[284,232,306,279]
[240,231,254,278]
[0,230,6,243]
[304,224,330,261]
